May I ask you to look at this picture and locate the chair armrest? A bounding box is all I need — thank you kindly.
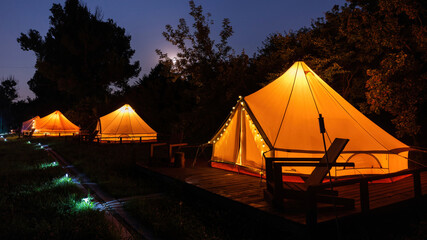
[273,162,355,167]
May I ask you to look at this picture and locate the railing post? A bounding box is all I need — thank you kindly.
[140,137,142,143]
[150,144,154,158]
[306,187,317,237]
[120,137,122,144]
[272,164,284,208]
[413,171,421,199]
[265,158,273,192]
[360,179,370,214]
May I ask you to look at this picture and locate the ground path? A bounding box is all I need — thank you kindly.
[45,146,157,240]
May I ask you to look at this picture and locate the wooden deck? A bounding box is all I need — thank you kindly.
[136,162,427,227]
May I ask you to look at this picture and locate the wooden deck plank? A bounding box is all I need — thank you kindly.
[137,162,426,226]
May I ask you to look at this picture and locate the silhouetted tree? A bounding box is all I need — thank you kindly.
[156,0,254,142]
[0,76,18,132]
[341,0,426,140]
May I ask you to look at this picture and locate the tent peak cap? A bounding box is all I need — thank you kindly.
[119,104,135,112]
[121,104,133,108]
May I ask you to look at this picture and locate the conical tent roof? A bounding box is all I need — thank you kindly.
[34,111,80,136]
[21,116,40,133]
[245,61,408,153]
[96,104,157,142]
[211,61,408,177]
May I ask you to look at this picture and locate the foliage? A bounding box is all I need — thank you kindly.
[45,138,161,198]
[0,76,18,105]
[0,76,18,132]
[342,0,427,138]
[0,139,119,240]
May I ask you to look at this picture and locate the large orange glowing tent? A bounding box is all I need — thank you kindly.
[21,116,40,135]
[33,111,80,136]
[210,61,409,178]
[95,104,157,142]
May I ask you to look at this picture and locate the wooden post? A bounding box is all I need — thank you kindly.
[169,145,173,160]
[150,144,154,158]
[272,164,284,208]
[140,137,142,143]
[174,152,185,168]
[360,179,369,214]
[120,137,122,144]
[413,171,421,199]
[265,158,273,192]
[306,188,317,237]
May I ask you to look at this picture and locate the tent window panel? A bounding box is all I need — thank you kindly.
[345,153,382,169]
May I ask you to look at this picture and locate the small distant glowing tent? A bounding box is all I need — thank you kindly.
[95,104,157,142]
[210,61,409,178]
[21,116,40,135]
[33,111,80,136]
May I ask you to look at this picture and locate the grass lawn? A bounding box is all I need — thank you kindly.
[0,137,120,240]
[39,137,293,239]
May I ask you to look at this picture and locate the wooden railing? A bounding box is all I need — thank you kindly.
[305,167,427,226]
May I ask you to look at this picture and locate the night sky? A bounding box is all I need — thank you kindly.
[0,0,346,100]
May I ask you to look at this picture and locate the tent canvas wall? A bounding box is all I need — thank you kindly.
[95,104,157,142]
[21,116,40,135]
[33,111,80,136]
[211,61,409,178]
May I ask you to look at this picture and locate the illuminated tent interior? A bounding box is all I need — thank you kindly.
[33,111,80,136]
[21,116,40,135]
[210,61,409,179]
[95,104,157,142]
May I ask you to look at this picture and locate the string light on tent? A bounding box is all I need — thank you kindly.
[243,111,270,157]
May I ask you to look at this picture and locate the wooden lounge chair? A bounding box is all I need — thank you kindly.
[150,132,188,165]
[87,130,99,142]
[264,138,355,209]
[28,129,35,138]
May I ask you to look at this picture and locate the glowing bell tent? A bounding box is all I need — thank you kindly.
[95,104,157,142]
[32,111,80,136]
[210,61,409,178]
[21,116,40,135]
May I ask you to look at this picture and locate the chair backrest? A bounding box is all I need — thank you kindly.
[88,130,99,141]
[304,138,349,187]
